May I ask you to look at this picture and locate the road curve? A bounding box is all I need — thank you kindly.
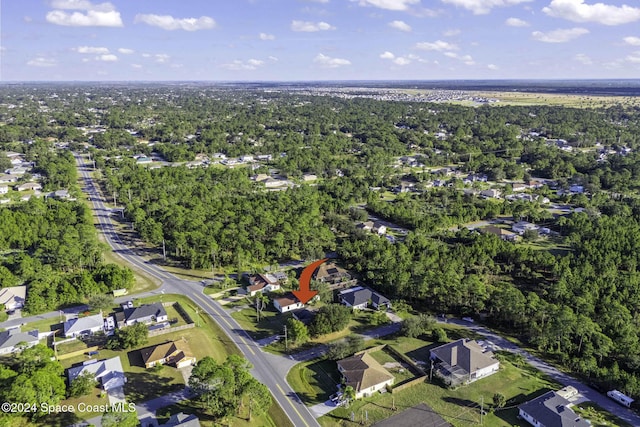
[74,154,319,427]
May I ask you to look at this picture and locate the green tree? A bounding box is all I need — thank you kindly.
[309,304,352,336]
[68,371,98,397]
[87,293,114,311]
[244,378,272,421]
[287,318,309,346]
[492,392,506,409]
[109,323,148,350]
[101,409,138,427]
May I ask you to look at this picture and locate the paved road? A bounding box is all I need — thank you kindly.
[443,318,640,426]
[72,154,319,427]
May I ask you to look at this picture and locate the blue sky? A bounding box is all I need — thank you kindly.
[2,0,640,81]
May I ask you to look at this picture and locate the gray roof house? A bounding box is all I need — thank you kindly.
[0,329,40,355]
[338,286,391,310]
[122,303,168,327]
[63,314,105,338]
[67,356,126,391]
[160,412,201,427]
[430,339,499,386]
[518,390,590,427]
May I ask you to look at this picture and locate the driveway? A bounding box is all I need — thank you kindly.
[309,400,339,418]
[107,386,126,405]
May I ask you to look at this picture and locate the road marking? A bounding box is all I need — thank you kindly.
[276,384,310,427]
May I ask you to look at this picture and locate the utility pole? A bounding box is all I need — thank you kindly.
[284,324,288,352]
[162,239,166,261]
[256,297,260,322]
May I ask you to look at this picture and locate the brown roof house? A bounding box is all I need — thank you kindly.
[247,273,281,297]
[430,339,499,387]
[337,352,394,399]
[273,294,304,313]
[140,339,196,369]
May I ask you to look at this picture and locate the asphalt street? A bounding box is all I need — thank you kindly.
[73,154,319,427]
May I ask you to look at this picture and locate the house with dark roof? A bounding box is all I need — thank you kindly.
[0,329,40,355]
[430,339,499,386]
[119,303,168,327]
[140,339,196,369]
[273,294,304,313]
[337,352,394,399]
[518,389,590,427]
[67,356,126,392]
[160,412,201,427]
[63,314,105,338]
[338,286,391,310]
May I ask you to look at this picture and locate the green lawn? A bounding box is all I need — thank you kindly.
[231,306,292,340]
[573,402,633,427]
[286,359,342,405]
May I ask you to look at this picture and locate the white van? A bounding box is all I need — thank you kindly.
[607,390,634,408]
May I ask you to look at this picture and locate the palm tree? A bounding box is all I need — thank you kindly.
[343,385,356,407]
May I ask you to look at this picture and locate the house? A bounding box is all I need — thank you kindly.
[302,174,318,182]
[512,183,528,192]
[0,329,40,355]
[512,221,539,235]
[480,225,520,242]
[356,221,374,232]
[372,223,387,235]
[430,339,500,386]
[4,167,27,175]
[247,273,281,297]
[15,182,42,192]
[273,294,304,313]
[338,286,391,310]
[67,357,126,392]
[121,303,168,327]
[140,339,196,369]
[135,156,152,164]
[0,174,20,184]
[63,314,105,338]
[569,185,584,194]
[160,412,201,427]
[0,285,26,311]
[53,189,71,199]
[518,389,590,427]
[337,352,394,399]
[0,186,7,195]
[480,189,501,199]
[315,262,351,284]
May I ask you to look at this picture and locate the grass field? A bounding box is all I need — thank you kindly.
[231,306,292,340]
[286,359,342,405]
[573,402,632,427]
[469,91,640,108]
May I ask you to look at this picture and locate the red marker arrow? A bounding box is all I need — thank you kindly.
[293,258,329,304]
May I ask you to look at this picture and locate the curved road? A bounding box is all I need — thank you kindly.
[74,154,318,427]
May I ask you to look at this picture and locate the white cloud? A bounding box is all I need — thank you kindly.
[142,53,152,58]
[118,48,134,54]
[388,20,412,32]
[531,27,589,43]
[131,64,143,69]
[505,17,530,26]
[74,46,109,54]
[46,9,123,26]
[154,54,170,63]
[627,52,640,63]
[444,52,475,64]
[380,51,395,59]
[291,20,335,31]
[259,32,275,40]
[443,29,461,36]
[487,63,499,70]
[268,56,279,61]
[574,53,592,64]
[543,0,640,26]
[314,53,351,68]
[134,14,216,31]
[96,54,117,61]
[415,40,458,51]
[222,59,266,71]
[353,0,420,10]
[49,0,115,11]
[27,57,57,67]
[393,57,412,65]
[623,36,640,46]
[441,0,533,15]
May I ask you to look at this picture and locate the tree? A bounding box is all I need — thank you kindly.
[68,371,97,397]
[343,385,356,407]
[87,293,114,311]
[309,304,352,336]
[244,378,271,421]
[492,392,506,409]
[400,314,435,338]
[108,323,148,350]
[370,310,390,326]
[326,335,365,360]
[101,409,138,427]
[287,318,309,346]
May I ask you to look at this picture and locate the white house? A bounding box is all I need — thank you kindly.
[337,352,394,399]
[0,186,7,195]
[430,339,499,386]
[0,286,27,311]
[518,389,589,427]
[0,329,40,355]
[512,221,539,235]
[247,273,281,297]
[273,295,304,313]
[67,357,127,392]
[480,189,501,199]
[63,314,105,338]
[121,303,168,327]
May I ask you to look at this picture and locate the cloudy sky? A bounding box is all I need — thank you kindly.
[2,0,640,81]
